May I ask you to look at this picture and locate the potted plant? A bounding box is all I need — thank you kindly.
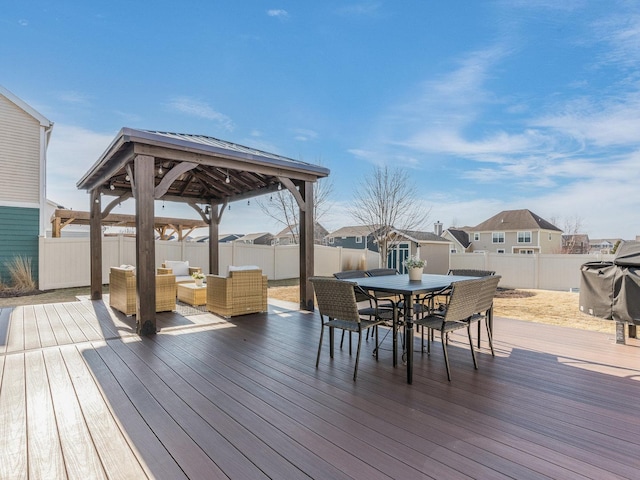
[192,271,206,287]
[404,255,426,281]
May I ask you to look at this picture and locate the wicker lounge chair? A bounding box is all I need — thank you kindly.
[157,260,202,284]
[206,267,268,318]
[109,267,176,316]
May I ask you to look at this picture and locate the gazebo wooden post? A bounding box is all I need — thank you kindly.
[209,201,220,275]
[89,189,102,300]
[299,181,315,311]
[134,155,157,335]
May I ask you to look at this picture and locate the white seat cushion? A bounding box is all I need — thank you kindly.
[165,260,189,276]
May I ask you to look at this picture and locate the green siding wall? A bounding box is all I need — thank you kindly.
[0,206,39,284]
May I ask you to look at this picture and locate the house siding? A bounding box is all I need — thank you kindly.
[0,206,39,282]
[0,95,41,205]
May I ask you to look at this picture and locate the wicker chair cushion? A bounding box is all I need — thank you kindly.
[164,260,189,276]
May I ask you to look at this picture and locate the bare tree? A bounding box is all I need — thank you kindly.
[349,165,431,266]
[257,171,333,244]
[557,214,586,253]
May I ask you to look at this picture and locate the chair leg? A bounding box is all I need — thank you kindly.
[329,326,334,359]
[441,332,452,381]
[354,331,363,381]
[316,324,325,368]
[374,327,379,361]
[485,317,495,356]
[477,320,482,349]
[467,324,478,370]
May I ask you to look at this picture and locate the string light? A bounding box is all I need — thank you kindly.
[125,174,130,181]
[225,170,230,184]
[277,182,282,190]
[109,183,115,190]
[158,165,163,175]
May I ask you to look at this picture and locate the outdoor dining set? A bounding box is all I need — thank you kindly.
[311,269,501,384]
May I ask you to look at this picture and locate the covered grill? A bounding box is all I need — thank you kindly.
[580,241,640,343]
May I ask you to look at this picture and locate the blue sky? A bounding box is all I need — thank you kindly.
[3,1,640,239]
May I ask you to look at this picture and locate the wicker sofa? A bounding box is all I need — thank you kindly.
[206,266,268,318]
[109,267,177,316]
[157,260,202,284]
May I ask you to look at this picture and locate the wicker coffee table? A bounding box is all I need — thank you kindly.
[176,283,207,306]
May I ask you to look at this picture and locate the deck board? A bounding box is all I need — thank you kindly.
[25,350,67,480]
[0,353,28,480]
[0,298,639,479]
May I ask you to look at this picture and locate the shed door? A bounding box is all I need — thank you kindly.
[388,242,410,273]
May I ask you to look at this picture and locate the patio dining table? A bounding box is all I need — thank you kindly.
[353,273,476,384]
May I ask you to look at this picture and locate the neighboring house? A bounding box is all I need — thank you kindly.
[0,85,54,283]
[272,223,329,246]
[390,229,451,274]
[327,224,450,273]
[589,238,622,254]
[235,232,273,245]
[195,234,242,243]
[562,234,590,254]
[467,209,563,254]
[442,228,473,253]
[326,225,379,252]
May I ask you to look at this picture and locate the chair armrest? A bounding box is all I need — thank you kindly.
[157,267,172,275]
[189,267,202,275]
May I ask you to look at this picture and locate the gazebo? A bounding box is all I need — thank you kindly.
[77,128,329,334]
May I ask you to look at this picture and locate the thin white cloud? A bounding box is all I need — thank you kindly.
[336,2,382,16]
[167,96,234,131]
[267,9,289,19]
[57,90,91,105]
[292,128,318,141]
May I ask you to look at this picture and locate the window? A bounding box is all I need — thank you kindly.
[329,237,334,244]
[519,249,534,254]
[548,233,552,241]
[517,231,532,243]
[355,236,362,244]
[492,232,505,243]
[474,232,480,241]
[497,249,505,254]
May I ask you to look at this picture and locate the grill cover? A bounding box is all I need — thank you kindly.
[579,261,616,319]
[579,241,640,325]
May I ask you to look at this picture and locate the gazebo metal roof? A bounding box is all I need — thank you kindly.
[77,128,329,206]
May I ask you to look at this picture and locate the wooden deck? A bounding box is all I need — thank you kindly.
[1,298,639,479]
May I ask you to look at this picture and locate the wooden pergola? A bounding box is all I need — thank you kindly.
[77,128,329,334]
[50,208,207,240]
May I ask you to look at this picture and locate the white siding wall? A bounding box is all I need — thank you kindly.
[0,95,41,205]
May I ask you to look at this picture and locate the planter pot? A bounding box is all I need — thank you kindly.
[408,267,423,281]
[195,278,204,287]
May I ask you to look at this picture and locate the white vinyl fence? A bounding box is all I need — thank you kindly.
[450,252,615,291]
[38,236,612,291]
[38,235,381,290]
